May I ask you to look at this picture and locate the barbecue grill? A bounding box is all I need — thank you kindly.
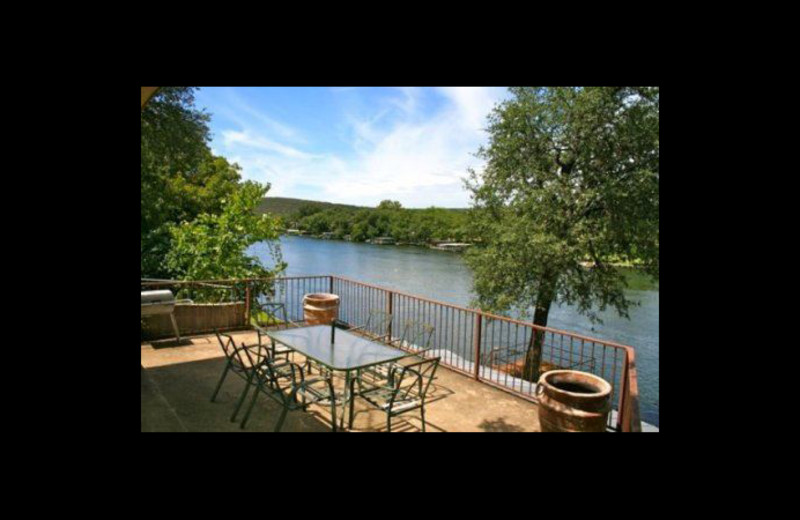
[141,290,193,341]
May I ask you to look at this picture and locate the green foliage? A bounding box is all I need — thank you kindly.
[257,197,470,243]
[296,203,324,219]
[464,87,659,380]
[141,87,284,284]
[141,87,211,235]
[287,204,468,243]
[164,181,286,281]
[377,200,403,210]
[256,197,362,217]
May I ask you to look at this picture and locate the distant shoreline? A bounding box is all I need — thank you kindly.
[281,232,468,252]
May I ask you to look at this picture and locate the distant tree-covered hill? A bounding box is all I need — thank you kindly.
[257,197,471,244]
[256,197,363,216]
[257,197,468,216]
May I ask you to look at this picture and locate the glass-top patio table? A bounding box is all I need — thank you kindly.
[261,324,411,430]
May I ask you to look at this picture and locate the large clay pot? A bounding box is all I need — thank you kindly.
[536,370,612,432]
[303,293,340,325]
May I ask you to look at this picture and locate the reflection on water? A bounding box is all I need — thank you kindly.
[249,236,659,427]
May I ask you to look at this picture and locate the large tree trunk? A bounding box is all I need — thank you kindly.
[522,287,554,383]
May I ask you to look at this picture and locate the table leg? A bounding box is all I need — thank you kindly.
[348,376,356,429]
[329,383,337,432]
[340,370,351,429]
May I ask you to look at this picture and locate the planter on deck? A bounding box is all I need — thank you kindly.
[303,293,340,325]
[536,370,612,432]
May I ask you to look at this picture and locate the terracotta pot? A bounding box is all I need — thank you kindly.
[303,293,340,325]
[536,370,612,432]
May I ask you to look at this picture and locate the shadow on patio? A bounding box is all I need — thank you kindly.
[141,331,542,432]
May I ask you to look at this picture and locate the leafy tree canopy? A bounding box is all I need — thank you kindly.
[141,87,283,284]
[286,205,468,244]
[464,86,659,380]
[377,200,403,210]
[164,181,285,281]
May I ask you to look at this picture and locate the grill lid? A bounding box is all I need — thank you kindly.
[141,290,175,305]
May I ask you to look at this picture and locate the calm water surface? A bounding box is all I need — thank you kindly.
[250,235,659,427]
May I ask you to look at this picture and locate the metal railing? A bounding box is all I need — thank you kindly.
[329,275,641,432]
[141,275,641,432]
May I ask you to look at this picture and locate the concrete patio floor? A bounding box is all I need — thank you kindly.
[141,330,542,432]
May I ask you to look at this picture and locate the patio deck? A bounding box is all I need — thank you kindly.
[141,330,542,432]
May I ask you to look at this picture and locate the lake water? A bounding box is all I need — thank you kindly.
[250,235,659,427]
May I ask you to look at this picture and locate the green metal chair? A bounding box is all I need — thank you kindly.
[251,301,297,360]
[210,330,293,423]
[210,330,261,403]
[251,301,299,330]
[389,319,435,351]
[357,319,435,388]
[355,356,440,432]
[238,348,340,432]
[351,310,393,343]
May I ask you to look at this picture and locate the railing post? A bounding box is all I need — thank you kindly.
[387,291,393,339]
[329,275,334,294]
[473,313,482,380]
[617,354,628,431]
[244,282,251,326]
[619,348,641,432]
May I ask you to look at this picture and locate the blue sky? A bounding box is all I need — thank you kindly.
[194,87,511,208]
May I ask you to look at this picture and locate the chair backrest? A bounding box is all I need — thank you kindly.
[239,341,280,386]
[215,330,251,370]
[388,357,440,407]
[365,310,393,336]
[398,320,435,351]
[251,301,289,329]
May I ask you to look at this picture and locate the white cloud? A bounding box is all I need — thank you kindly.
[212,87,510,208]
[221,130,318,160]
[219,88,304,143]
[436,86,503,130]
[388,86,422,115]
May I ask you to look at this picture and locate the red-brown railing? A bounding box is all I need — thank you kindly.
[141,275,642,432]
[328,275,641,432]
